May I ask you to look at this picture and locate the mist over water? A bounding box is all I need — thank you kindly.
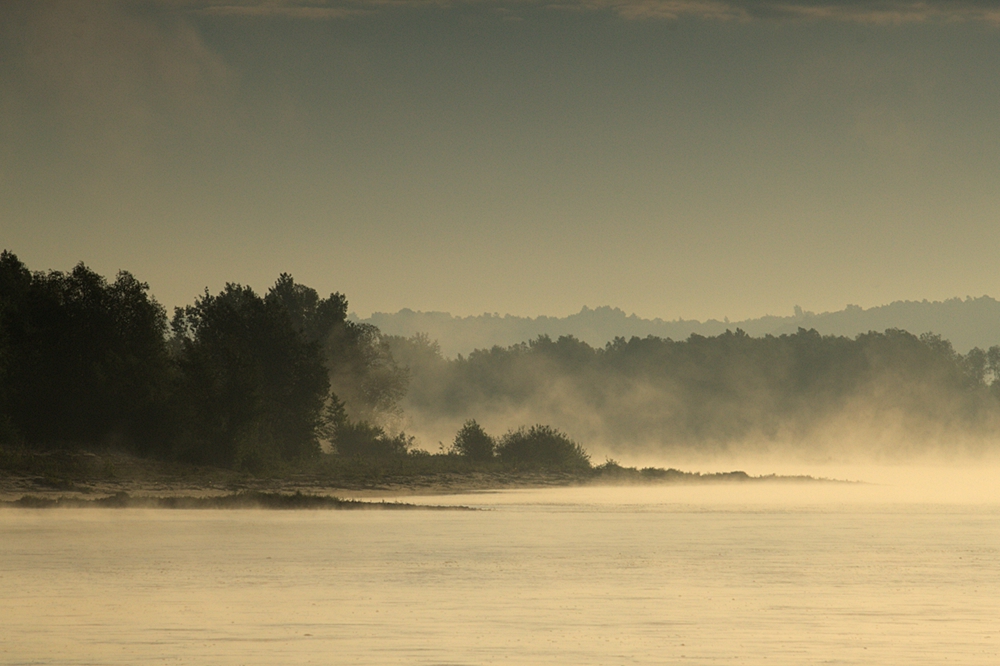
[387,327,1000,473]
[4,470,999,665]
[6,2,1000,661]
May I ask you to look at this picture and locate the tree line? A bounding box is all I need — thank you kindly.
[1,251,591,472]
[0,251,410,471]
[4,250,1000,470]
[360,297,1000,359]
[387,324,1000,455]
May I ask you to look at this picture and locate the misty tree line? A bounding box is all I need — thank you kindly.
[4,250,1000,469]
[388,323,1000,452]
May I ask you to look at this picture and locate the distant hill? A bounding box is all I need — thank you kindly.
[354,297,1000,357]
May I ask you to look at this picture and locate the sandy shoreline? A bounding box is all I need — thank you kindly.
[0,449,846,505]
[0,469,587,503]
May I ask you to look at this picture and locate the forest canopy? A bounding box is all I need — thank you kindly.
[0,251,406,470]
[387,317,1000,458]
[3,249,1000,469]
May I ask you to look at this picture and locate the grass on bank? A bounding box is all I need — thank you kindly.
[2,490,471,510]
[0,444,837,500]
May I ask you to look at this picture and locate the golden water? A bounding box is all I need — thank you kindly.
[2,481,998,664]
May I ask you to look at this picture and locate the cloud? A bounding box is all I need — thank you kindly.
[749,1,1000,25]
[191,2,365,17]
[160,0,1000,24]
[566,0,750,21]
[573,0,1000,23]
[172,0,453,18]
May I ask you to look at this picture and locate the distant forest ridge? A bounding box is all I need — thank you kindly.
[356,297,1000,358]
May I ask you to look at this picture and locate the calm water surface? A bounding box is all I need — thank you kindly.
[2,483,999,665]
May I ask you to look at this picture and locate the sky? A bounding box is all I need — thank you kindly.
[2,0,999,321]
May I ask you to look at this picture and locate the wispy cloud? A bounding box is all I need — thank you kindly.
[173,0,454,18]
[566,0,750,21]
[166,0,1000,23]
[741,1,1000,25]
[195,4,363,18]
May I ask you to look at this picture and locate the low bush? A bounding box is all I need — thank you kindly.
[496,425,590,470]
[333,421,413,459]
[451,420,495,461]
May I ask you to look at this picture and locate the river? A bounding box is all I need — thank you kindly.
[2,474,999,664]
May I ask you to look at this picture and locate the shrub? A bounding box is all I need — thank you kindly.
[496,424,590,470]
[452,420,495,461]
[333,420,412,459]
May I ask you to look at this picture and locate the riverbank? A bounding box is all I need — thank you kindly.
[0,447,843,504]
[2,490,476,510]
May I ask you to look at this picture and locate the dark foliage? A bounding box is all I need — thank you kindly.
[264,274,408,422]
[452,419,495,460]
[393,327,1000,450]
[169,280,331,468]
[1,253,410,471]
[0,251,171,452]
[496,424,591,470]
[332,420,413,459]
[6,247,1000,473]
[325,322,408,423]
[5,491,465,510]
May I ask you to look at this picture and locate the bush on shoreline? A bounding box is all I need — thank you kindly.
[496,425,591,470]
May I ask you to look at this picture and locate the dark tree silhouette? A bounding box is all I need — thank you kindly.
[332,420,412,459]
[497,425,590,470]
[170,282,329,468]
[452,419,495,461]
[5,248,1000,470]
[0,251,171,451]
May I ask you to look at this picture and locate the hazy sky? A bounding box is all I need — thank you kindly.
[3,0,999,320]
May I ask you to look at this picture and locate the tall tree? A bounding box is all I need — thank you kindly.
[0,252,170,450]
[263,273,408,427]
[171,282,330,468]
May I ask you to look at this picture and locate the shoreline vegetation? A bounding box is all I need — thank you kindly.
[3,251,996,504]
[2,491,468,510]
[0,447,847,508]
